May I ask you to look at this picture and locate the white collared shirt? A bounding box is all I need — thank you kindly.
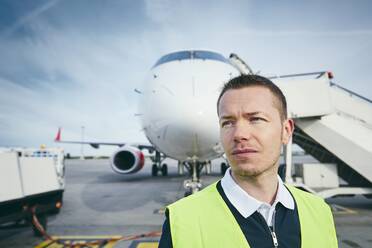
[221,168,295,227]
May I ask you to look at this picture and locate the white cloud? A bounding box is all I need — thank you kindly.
[0,0,61,38]
[1,0,371,156]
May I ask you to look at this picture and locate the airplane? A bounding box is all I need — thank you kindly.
[55,50,250,194]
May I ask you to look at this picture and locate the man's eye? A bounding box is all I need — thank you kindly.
[221,121,234,127]
[251,117,265,123]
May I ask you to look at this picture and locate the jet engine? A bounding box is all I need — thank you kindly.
[110,146,145,174]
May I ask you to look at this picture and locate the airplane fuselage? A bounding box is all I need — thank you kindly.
[139,50,240,162]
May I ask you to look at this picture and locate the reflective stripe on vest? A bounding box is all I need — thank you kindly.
[168,182,338,248]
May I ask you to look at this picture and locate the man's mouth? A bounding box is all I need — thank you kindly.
[231,148,258,155]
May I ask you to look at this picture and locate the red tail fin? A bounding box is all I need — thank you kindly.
[55,128,61,141]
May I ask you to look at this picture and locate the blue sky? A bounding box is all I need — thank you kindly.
[0,0,371,155]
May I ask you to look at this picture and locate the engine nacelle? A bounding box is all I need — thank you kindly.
[110,146,145,174]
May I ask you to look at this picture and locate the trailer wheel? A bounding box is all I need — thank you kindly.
[32,214,47,237]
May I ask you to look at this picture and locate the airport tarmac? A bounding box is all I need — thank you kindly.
[0,158,372,247]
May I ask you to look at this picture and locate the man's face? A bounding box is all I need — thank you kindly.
[218,86,293,178]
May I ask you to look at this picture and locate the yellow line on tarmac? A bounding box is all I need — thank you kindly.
[136,242,159,248]
[129,240,160,248]
[35,235,122,248]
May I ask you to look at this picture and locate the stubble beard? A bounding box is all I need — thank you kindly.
[231,157,280,179]
[230,127,284,179]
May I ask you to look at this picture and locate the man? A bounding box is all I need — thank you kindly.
[159,75,338,248]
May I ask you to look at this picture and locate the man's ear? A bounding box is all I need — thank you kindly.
[282,119,294,144]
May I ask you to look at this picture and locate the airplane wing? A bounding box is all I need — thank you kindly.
[54,128,154,151]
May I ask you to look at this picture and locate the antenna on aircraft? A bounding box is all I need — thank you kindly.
[229,53,254,75]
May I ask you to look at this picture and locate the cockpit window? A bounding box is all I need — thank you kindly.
[193,51,228,63]
[153,51,191,67]
[153,50,230,67]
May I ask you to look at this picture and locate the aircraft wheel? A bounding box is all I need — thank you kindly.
[152,163,158,176]
[161,163,168,176]
[220,162,228,175]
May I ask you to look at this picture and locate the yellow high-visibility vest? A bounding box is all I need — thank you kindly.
[168,182,338,248]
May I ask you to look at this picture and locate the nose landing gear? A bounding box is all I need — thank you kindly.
[183,160,205,197]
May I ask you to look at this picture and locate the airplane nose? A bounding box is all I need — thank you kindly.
[178,99,218,135]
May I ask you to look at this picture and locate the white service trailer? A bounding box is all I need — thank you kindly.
[0,147,65,236]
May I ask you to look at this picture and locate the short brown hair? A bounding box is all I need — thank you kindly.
[217,74,288,120]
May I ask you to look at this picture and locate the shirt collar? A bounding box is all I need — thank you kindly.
[221,168,295,218]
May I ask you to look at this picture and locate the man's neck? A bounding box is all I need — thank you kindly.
[231,168,279,205]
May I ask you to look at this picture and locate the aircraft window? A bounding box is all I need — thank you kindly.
[153,50,230,67]
[193,50,229,64]
[153,51,191,67]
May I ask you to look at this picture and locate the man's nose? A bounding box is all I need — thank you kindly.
[233,122,251,142]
